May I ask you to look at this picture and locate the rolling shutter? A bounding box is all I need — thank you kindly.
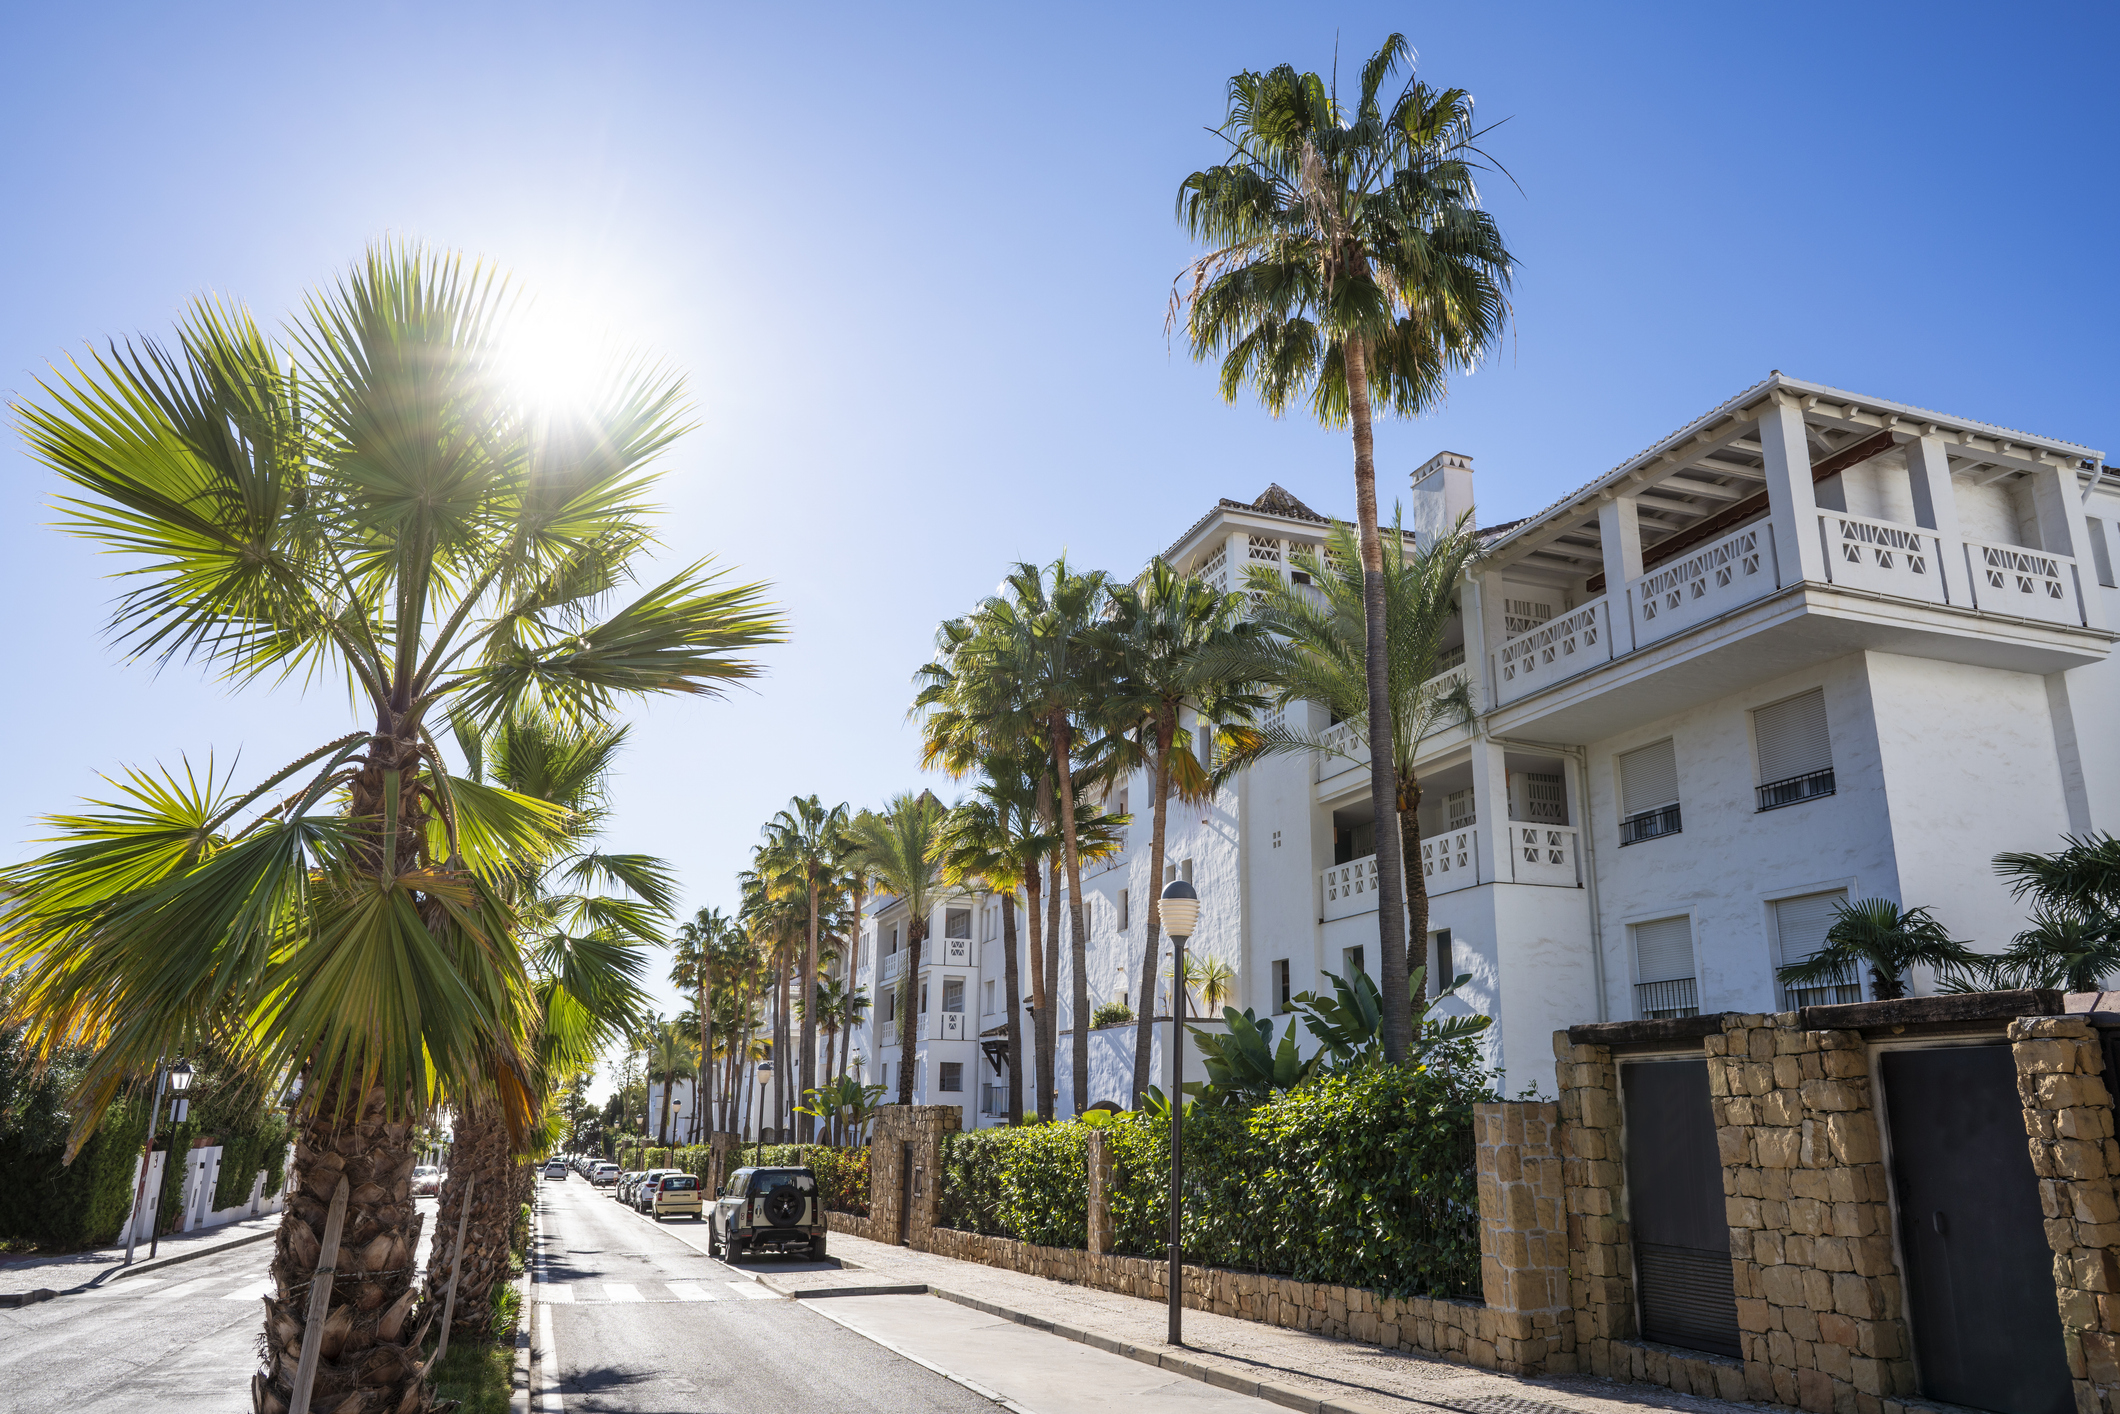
[1618,740,1679,815]
[1773,890,1846,970]
[1754,690,1832,784]
[1632,916,1695,984]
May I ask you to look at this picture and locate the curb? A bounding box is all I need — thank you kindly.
[771,1282,928,1300]
[0,1224,278,1306]
[923,1285,1394,1414]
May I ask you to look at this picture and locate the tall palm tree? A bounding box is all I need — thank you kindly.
[1090,560,1263,1106]
[1212,516,1484,1022]
[1175,36,1513,1060]
[670,905,740,1140]
[833,983,871,1137]
[845,793,950,1105]
[760,797,850,1141]
[0,246,780,1413]
[643,1017,698,1145]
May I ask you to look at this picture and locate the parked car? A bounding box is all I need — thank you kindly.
[411,1165,443,1197]
[647,1172,704,1222]
[634,1169,683,1212]
[592,1162,620,1187]
[544,1159,568,1180]
[710,1166,826,1259]
[616,1171,643,1203]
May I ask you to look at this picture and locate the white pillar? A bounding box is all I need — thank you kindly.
[1596,495,1644,594]
[1758,399,1827,586]
[1462,571,1503,712]
[1471,737,1513,886]
[2028,459,2107,628]
[1904,436,1967,605]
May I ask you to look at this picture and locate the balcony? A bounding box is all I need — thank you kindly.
[1629,521,1778,650]
[1496,600,1613,707]
[1421,828,1480,895]
[1636,977,1699,1019]
[1506,825,1580,887]
[1315,664,1472,785]
[1320,855,1378,922]
[925,1011,967,1042]
[881,950,907,985]
[1820,512,1947,605]
[1757,768,1834,812]
[1963,536,2084,626]
[1618,803,1682,846]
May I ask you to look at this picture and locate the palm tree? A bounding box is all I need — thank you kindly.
[1970,835,2120,990]
[760,798,850,1141]
[1090,559,1263,1105]
[845,793,950,1105]
[1212,516,1483,1020]
[0,246,780,1413]
[833,983,872,1136]
[1776,898,1980,1002]
[642,1017,698,1145]
[1175,37,1513,1060]
[671,905,741,1140]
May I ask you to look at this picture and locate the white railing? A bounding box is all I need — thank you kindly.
[1818,512,1948,605]
[1628,521,1778,648]
[926,1011,967,1042]
[1963,536,2082,626]
[1320,855,1378,922]
[1420,829,1480,896]
[1494,598,1612,707]
[937,934,972,966]
[1506,825,1579,888]
[882,950,907,985]
[1314,719,1366,783]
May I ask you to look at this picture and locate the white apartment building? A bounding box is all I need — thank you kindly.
[857,373,2119,1121]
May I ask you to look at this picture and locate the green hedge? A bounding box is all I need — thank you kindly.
[935,1057,1491,1299]
[616,1141,866,1211]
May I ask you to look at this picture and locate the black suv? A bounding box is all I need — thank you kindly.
[710,1166,826,1259]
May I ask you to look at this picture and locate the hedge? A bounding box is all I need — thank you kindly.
[935,1055,1491,1299]
[615,1141,868,1212]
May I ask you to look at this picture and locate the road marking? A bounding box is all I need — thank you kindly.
[537,1284,565,1412]
[726,1282,777,1300]
[539,1285,575,1303]
[220,1279,275,1300]
[142,1276,222,1300]
[665,1283,718,1301]
[602,1283,644,1302]
[80,1278,164,1297]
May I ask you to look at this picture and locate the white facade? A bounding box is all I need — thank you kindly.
[858,375,2117,1106]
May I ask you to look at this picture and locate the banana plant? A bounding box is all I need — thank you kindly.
[1188,1007,1323,1107]
[1293,966,1491,1069]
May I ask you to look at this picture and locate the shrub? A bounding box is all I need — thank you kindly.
[937,1123,1091,1248]
[1090,1001,1134,1028]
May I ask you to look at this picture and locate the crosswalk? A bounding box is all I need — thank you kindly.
[531,1278,778,1304]
[76,1273,275,1301]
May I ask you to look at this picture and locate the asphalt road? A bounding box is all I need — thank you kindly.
[534,1174,996,1413]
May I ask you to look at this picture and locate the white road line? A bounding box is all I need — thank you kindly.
[799,1299,1038,1414]
[726,1282,776,1300]
[665,1283,718,1301]
[142,1276,222,1300]
[80,1278,165,1297]
[538,1285,575,1303]
[220,1278,275,1300]
[602,1283,644,1302]
[537,1303,565,1413]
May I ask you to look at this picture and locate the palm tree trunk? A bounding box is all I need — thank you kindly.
[1001,890,1024,1126]
[1132,710,1175,1106]
[1022,848,1051,1122]
[658,1071,671,1146]
[800,879,820,1141]
[255,1077,427,1414]
[1053,719,1091,1116]
[897,921,925,1104]
[425,1100,513,1343]
[1397,773,1431,995]
[773,949,790,1139]
[1044,856,1061,1117]
[699,959,713,1137]
[1345,334,1411,1062]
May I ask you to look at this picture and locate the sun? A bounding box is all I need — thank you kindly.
[494,290,617,414]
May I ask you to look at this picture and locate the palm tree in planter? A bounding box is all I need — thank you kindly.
[1211,516,1484,1023]
[1776,898,1982,1002]
[845,793,950,1106]
[1174,35,1513,1061]
[0,246,779,1414]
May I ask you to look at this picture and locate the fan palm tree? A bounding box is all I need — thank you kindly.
[845,793,950,1105]
[1089,559,1264,1105]
[1776,898,1980,1002]
[642,1017,698,1145]
[1963,834,2120,991]
[832,983,872,1136]
[760,797,850,1141]
[670,905,741,1140]
[0,246,780,1414]
[1174,36,1513,1060]
[1211,515,1482,1037]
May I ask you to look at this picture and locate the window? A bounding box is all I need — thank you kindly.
[1343,945,1367,979]
[1272,960,1291,1014]
[1083,899,1094,935]
[879,1061,889,1093]
[1754,689,1834,810]
[1271,830,1282,849]
[1618,740,1682,844]
[1431,929,1455,996]
[2089,517,2117,589]
[983,979,995,1015]
[920,981,929,1014]
[1775,890,1858,1008]
[1445,788,1477,829]
[889,926,899,956]
[1631,917,1698,1018]
[943,978,965,1013]
[1118,889,1129,931]
[939,1062,964,1094]
[882,989,896,1023]
[1117,788,1129,817]
[945,908,972,939]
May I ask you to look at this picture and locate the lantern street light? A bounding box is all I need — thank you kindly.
[1156,879,1201,1347]
[123,1057,197,1265]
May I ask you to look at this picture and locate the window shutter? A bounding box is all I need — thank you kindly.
[1754,690,1832,785]
[1774,890,1847,968]
[1619,741,1679,814]
[1632,917,1695,984]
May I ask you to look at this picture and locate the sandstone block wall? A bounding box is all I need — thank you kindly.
[1474,1101,1575,1374]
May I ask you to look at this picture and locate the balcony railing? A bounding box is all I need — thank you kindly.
[1495,599,1612,707]
[881,950,907,984]
[1420,829,1480,895]
[1619,803,1682,846]
[1757,768,1835,812]
[1320,855,1378,922]
[1636,977,1699,1019]
[1629,521,1778,649]
[1782,975,1862,1009]
[1507,826,1580,887]
[1315,664,1471,781]
[1963,536,2084,626]
[1819,512,1948,605]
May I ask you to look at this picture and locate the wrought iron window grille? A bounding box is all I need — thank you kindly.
[1618,803,1683,846]
[1635,977,1699,1019]
[1757,768,1835,812]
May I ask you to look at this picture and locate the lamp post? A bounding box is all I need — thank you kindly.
[1156,880,1200,1347]
[754,1063,772,1165]
[137,1060,195,1262]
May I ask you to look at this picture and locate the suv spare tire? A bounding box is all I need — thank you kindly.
[760,1179,803,1228]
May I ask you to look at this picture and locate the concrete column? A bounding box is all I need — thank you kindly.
[1758,400,1827,587]
[2028,459,2109,628]
[1903,435,1967,606]
[1462,572,1500,712]
[1596,496,1644,596]
[1472,737,1513,886]
[1474,1101,1576,1375]
[1225,529,1253,594]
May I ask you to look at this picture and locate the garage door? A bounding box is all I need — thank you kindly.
[1621,1058,1741,1358]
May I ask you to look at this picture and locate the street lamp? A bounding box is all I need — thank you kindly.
[1156,879,1200,1347]
[754,1063,772,1166]
[124,1057,197,1265]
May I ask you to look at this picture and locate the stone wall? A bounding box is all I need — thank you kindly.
[1553,1037,1637,1362]
[1474,1102,1575,1375]
[860,1104,962,1248]
[2012,1015,2120,1414]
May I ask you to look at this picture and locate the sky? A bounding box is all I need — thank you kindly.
[4,3,2115,1087]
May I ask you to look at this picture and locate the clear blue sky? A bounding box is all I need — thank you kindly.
[5,3,2114,1039]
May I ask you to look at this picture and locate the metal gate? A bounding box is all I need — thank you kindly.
[897,1141,914,1245]
[1621,1058,1741,1357]
[1879,1045,2070,1414]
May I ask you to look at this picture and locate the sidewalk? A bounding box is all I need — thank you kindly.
[758,1229,1763,1414]
[0,1214,281,1304]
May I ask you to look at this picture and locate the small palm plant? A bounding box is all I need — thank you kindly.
[1959,834,2120,991]
[1775,898,1980,1002]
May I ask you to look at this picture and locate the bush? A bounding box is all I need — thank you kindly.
[935,1053,1491,1299]
[807,1145,869,1214]
[1090,1001,1134,1029]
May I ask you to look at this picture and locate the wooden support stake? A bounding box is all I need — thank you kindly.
[288,1175,350,1414]
[428,1174,476,1372]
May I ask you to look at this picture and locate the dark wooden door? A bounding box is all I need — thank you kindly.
[1621,1058,1741,1357]
[1880,1045,2070,1414]
[897,1141,914,1245]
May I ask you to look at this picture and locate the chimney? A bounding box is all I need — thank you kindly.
[1410,451,1476,548]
